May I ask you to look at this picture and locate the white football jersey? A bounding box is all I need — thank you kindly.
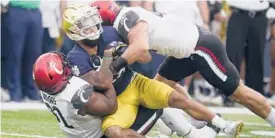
[41,76,103,138]
[113,7,199,58]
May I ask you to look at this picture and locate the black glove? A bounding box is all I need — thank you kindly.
[89,54,102,71]
[112,46,128,60]
[109,56,128,79]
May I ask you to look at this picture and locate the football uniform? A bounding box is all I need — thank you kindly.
[67,26,164,135]
[41,76,103,138]
[112,7,240,96]
[114,7,199,59]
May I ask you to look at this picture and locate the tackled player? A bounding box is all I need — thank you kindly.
[78,0,275,130]
[62,3,243,138]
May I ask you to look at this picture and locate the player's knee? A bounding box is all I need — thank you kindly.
[104,126,124,138]
[230,82,249,102]
[231,82,264,104]
[168,91,192,110]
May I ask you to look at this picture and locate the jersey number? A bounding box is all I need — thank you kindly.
[45,103,74,129]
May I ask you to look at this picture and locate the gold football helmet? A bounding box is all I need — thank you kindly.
[62,3,103,41]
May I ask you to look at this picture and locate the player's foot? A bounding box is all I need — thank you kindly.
[207,121,221,134]
[223,121,244,138]
[207,113,221,134]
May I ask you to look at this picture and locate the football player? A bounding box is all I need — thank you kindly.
[62,4,243,138]
[76,0,275,129]
[33,52,114,138]
[66,24,220,138]
[34,52,219,138]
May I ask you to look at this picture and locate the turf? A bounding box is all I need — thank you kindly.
[1,110,275,138]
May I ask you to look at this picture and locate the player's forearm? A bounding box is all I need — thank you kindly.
[137,51,152,64]
[120,44,150,65]
[122,21,150,65]
[80,71,112,92]
[104,85,118,113]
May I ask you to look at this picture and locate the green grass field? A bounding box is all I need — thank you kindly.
[1,110,275,138]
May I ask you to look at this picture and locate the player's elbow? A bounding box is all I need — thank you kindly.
[138,51,152,64]
[108,100,118,114]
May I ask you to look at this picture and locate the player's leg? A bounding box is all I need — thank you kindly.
[102,83,144,138]
[160,108,219,138]
[193,27,275,127]
[105,126,145,138]
[129,107,161,135]
[102,99,142,138]
[135,73,240,137]
[155,57,207,128]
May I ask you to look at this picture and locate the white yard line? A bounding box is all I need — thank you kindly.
[1,132,58,138]
[218,133,251,137]
[245,122,271,127]
[209,107,256,115]
[250,131,275,137]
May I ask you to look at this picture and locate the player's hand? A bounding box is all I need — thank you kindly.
[112,46,128,59]
[109,61,120,79]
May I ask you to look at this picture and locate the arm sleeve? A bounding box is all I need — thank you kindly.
[113,7,147,43]
[71,84,94,109]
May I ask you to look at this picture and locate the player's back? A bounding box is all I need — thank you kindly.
[114,7,200,58]
[41,76,103,138]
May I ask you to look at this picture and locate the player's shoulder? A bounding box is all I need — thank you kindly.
[67,46,96,75]
[113,7,143,42]
[70,82,93,109]
[58,76,93,109]
[58,77,89,99]
[114,7,142,27]
[67,46,90,62]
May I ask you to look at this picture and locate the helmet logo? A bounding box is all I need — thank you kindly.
[49,60,63,75]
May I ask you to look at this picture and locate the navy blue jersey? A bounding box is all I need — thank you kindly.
[67,26,134,95]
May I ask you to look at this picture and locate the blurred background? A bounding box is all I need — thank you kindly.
[1,0,275,108]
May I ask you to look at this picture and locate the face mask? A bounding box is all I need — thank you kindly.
[81,38,100,47]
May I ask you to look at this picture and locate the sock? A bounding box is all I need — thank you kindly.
[211,115,227,130]
[160,108,192,136]
[265,108,275,127]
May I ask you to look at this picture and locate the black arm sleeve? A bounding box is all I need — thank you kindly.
[71,84,94,109]
[117,10,140,43]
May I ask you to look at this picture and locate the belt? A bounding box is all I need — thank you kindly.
[231,7,266,18]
